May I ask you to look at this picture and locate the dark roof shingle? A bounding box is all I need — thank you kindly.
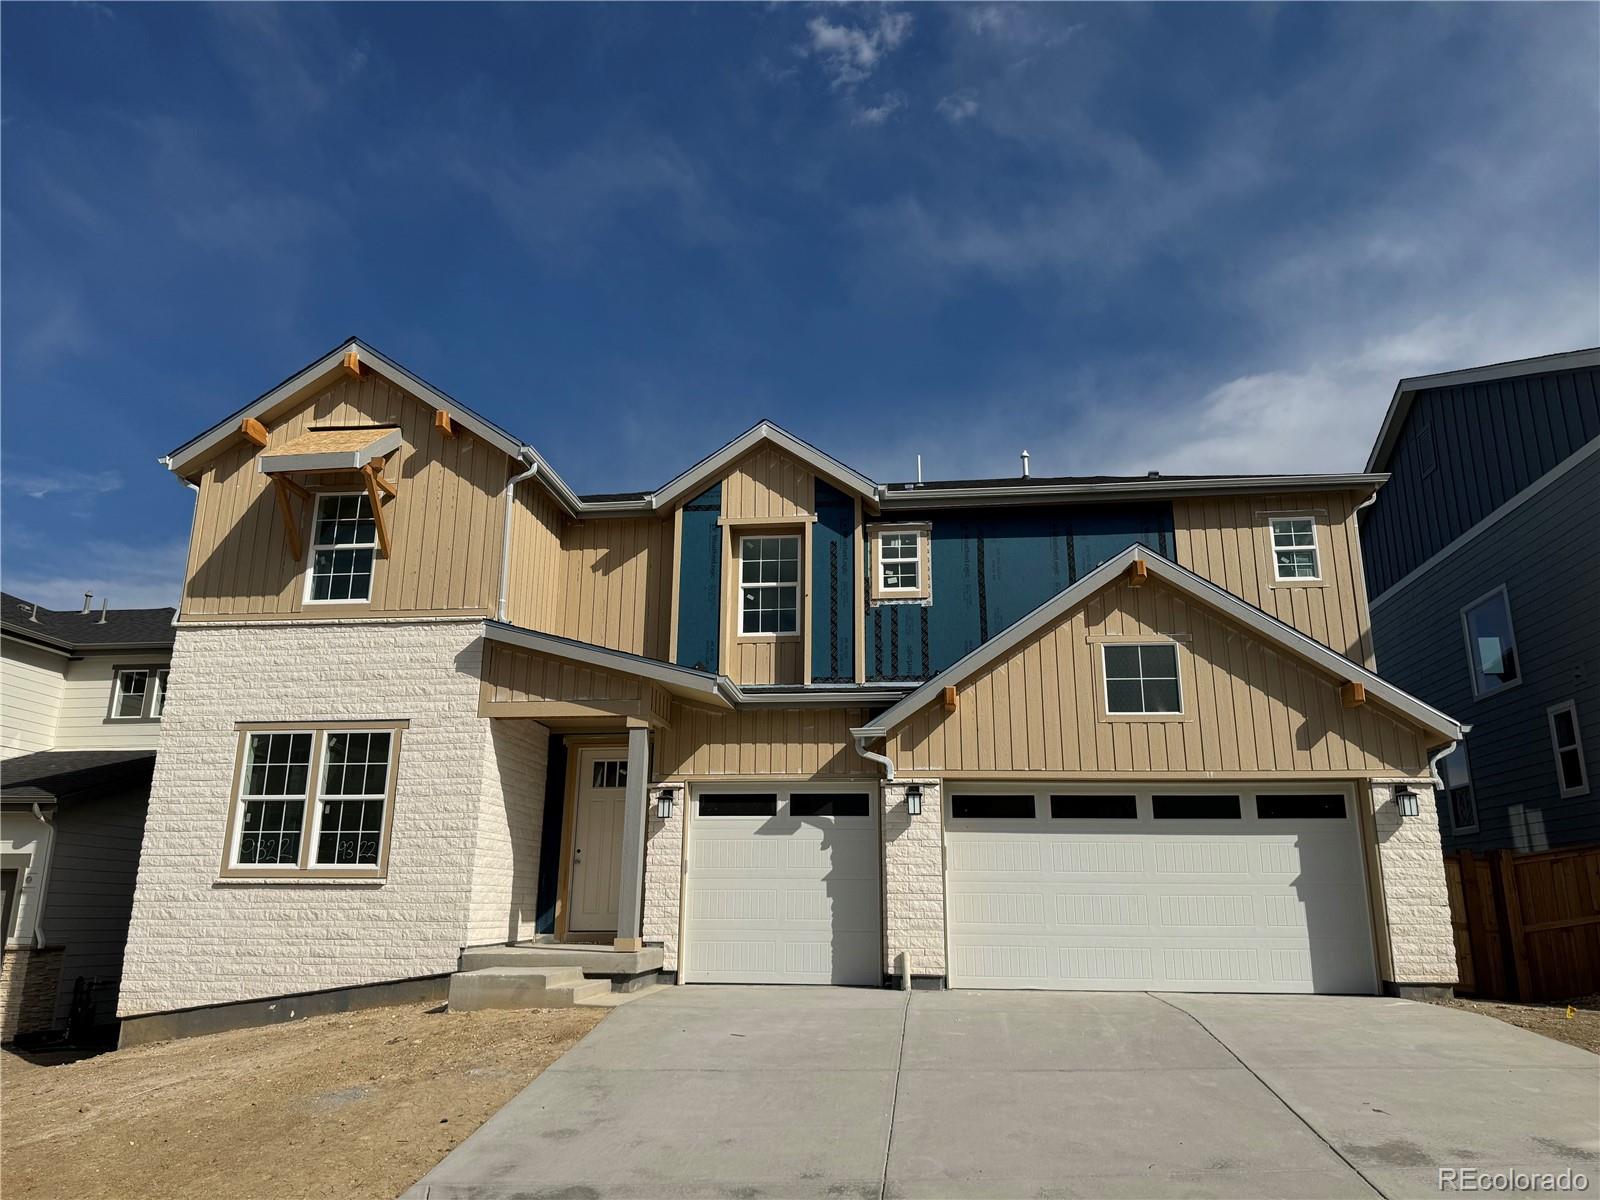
[0,750,157,804]
[1,592,175,651]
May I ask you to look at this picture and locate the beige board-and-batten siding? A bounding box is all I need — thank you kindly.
[1172,490,1376,668]
[181,374,510,620]
[886,574,1431,779]
[655,704,869,779]
[478,641,674,727]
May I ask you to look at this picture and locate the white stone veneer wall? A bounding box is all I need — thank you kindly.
[465,718,549,947]
[1369,779,1458,985]
[641,783,685,971]
[883,778,944,978]
[119,619,542,1017]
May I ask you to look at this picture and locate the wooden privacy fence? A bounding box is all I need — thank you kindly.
[1444,844,1600,1001]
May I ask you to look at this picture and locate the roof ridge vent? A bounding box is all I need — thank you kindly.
[1147,470,1160,478]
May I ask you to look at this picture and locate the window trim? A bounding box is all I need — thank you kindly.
[303,491,379,607]
[736,531,802,639]
[219,720,406,880]
[1547,700,1590,799]
[1267,513,1322,584]
[868,523,932,604]
[1416,419,1437,479]
[1459,584,1522,699]
[105,664,167,723]
[1098,640,1186,721]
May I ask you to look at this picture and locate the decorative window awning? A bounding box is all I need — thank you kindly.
[258,426,402,475]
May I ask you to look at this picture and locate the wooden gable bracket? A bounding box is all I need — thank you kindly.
[1340,681,1367,708]
[342,348,364,377]
[360,463,394,557]
[240,417,269,448]
[941,685,959,714]
[271,476,307,561]
[434,408,455,438]
[1126,559,1149,587]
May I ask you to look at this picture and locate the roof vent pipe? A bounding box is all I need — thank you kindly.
[1020,450,1030,478]
[98,597,109,624]
[81,592,92,615]
[1147,470,1160,478]
[916,454,922,485]
[28,603,40,623]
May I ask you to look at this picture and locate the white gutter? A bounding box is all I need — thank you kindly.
[497,450,541,623]
[877,473,1389,509]
[854,734,896,782]
[1427,725,1470,790]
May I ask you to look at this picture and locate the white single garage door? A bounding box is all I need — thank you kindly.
[946,785,1377,994]
[682,784,882,985]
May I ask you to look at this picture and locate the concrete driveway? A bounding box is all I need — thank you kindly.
[404,987,1598,1199]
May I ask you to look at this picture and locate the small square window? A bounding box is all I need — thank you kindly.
[879,530,921,592]
[1461,586,1520,698]
[1269,516,1320,581]
[1103,643,1181,714]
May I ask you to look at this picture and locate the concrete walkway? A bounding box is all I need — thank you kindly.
[403,987,1598,1199]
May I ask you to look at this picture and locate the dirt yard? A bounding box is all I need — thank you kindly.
[1433,993,1600,1055]
[0,1001,605,1200]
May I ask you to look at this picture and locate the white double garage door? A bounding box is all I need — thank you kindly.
[680,782,1378,994]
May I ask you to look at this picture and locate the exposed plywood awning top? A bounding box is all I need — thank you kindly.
[258,426,402,474]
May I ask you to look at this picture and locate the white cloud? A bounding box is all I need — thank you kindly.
[3,467,123,501]
[803,10,913,90]
[853,92,906,127]
[4,539,188,612]
[936,90,980,123]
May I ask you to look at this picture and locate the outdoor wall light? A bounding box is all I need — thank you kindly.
[655,789,675,820]
[1395,786,1420,819]
[905,784,923,817]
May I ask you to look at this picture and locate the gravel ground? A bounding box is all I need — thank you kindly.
[0,1002,605,1200]
[1432,993,1600,1055]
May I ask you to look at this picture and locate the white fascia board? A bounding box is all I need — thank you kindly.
[650,421,880,511]
[1364,347,1600,473]
[880,474,1389,509]
[854,546,1462,745]
[258,428,403,475]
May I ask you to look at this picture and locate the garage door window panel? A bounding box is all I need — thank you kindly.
[1102,643,1182,715]
[698,795,779,818]
[1256,794,1347,820]
[790,794,871,817]
[1050,794,1138,820]
[1152,794,1241,820]
[950,794,1037,820]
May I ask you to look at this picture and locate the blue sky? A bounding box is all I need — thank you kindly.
[3,2,1597,609]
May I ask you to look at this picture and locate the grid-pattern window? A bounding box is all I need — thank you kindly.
[111,669,149,719]
[151,669,170,718]
[1103,643,1181,714]
[236,732,313,866]
[739,535,800,634]
[314,731,393,866]
[1548,702,1590,798]
[307,494,377,602]
[591,759,628,789]
[879,531,920,591]
[1270,517,1319,580]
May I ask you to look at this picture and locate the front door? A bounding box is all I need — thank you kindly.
[567,748,629,933]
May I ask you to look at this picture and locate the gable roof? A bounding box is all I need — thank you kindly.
[1365,347,1600,474]
[1,592,175,652]
[651,421,881,509]
[850,545,1462,746]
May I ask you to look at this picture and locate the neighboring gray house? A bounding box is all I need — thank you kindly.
[0,593,175,1043]
[1359,348,1600,854]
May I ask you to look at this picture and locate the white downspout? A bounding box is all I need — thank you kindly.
[497,449,541,623]
[1427,724,1471,789]
[28,803,55,947]
[853,734,896,782]
[176,480,199,625]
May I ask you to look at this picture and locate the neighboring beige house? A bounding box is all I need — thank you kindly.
[1,593,174,1043]
[119,338,1463,1042]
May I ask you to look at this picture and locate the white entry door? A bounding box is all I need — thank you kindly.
[567,750,628,933]
[683,785,882,985]
[945,784,1377,994]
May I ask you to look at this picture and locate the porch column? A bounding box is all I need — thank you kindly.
[614,725,650,951]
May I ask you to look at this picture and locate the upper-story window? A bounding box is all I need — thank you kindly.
[1102,643,1182,715]
[108,666,168,722]
[1269,516,1320,581]
[306,494,377,604]
[1547,701,1589,798]
[869,523,932,603]
[1461,585,1520,698]
[739,535,800,635]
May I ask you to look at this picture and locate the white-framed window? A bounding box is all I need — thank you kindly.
[1269,516,1320,581]
[1102,643,1182,715]
[1460,585,1520,698]
[305,493,377,603]
[878,529,921,593]
[739,534,800,635]
[1438,742,1477,835]
[1547,701,1590,799]
[151,668,170,718]
[226,724,402,876]
[109,668,150,719]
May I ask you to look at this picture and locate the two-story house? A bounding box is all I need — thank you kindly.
[1,592,175,1042]
[118,339,1464,1043]
[1360,348,1599,854]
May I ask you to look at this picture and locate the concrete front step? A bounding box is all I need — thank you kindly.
[449,967,612,1012]
[459,943,665,977]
